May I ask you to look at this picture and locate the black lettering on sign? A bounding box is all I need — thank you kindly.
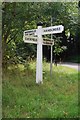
[48,29,52,32]
[44,27,61,33]
[25,30,36,34]
[25,33,28,35]
[52,28,56,31]
[59,27,60,30]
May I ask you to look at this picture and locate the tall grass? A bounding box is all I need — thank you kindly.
[2,61,79,118]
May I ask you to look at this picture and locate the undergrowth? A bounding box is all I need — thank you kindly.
[2,61,79,118]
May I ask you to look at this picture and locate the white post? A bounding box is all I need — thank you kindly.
[36,25,43,84]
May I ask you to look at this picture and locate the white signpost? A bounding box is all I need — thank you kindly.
[23,24,64,84]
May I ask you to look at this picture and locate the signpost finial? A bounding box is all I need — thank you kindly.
[37,22,43,26]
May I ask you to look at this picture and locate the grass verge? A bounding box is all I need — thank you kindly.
[2,62,79,118]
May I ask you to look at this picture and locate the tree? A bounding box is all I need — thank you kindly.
[2,2,79,68]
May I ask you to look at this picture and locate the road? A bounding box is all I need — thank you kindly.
[58,62,80,71]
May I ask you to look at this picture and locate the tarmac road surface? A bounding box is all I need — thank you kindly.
[58,62,80,71]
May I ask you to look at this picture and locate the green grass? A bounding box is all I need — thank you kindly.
[2,62,79,118]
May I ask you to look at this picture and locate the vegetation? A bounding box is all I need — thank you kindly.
[2,2,80,118]
[2,2,80,66]
[66,55,80,63]
[2,62,79,118]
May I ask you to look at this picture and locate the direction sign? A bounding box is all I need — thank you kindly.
[24,25,64,36]
[35,25,64,35]
[43,25,64,35]
[24,36,54,46]
[23,36,37,44]
[24,29,37,36]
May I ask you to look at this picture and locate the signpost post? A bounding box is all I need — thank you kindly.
[36,23,43,84]
[23,23,64,84]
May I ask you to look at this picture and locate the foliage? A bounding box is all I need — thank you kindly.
[66,55,80,63]
[2,2,79,67]
[54,37,67,56]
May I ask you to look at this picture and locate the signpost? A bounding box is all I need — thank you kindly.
[23,24,64,84]
[36,25,43,84]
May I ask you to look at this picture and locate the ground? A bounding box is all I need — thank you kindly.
[2,62,79,118]
[58,62,80,71]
